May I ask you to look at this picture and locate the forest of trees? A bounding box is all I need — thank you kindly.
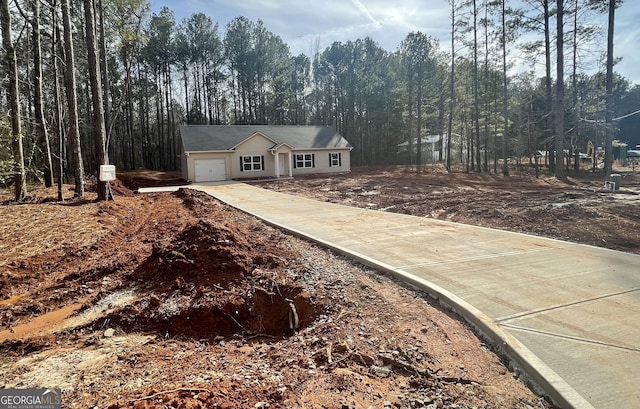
[1,0,638,201]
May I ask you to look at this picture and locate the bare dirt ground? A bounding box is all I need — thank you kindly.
[5,164,636,408]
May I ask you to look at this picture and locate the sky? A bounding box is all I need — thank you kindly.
[150,0,640,86]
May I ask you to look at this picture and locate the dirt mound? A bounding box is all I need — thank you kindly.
[108,178,137,197]
[78,190,322,340]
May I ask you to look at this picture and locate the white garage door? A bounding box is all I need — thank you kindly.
[194,159,226,182]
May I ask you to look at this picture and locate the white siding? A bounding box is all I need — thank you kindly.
[231,134,277,179]
[292,149,351,175]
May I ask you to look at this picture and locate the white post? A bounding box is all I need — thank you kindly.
[288,152,293,177]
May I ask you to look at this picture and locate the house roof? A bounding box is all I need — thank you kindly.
[180,125,352,152]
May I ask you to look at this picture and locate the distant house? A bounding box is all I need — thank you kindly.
[179,125,353,182]
[397,134,465,164]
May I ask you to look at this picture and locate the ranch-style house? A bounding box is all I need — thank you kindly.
[179,125,353,182]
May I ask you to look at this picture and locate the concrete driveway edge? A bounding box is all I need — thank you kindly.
[204,189,595,409]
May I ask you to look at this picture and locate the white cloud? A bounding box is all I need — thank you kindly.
[351,0,382,29]
[282,1,452,54]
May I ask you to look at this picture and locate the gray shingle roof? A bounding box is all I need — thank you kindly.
[180,125,352,152]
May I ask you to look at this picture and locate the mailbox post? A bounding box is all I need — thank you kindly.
[99,165,116,199]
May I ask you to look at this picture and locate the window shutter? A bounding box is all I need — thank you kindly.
[312,154,315,168]
[339,153,342,166]
[261,156,265,170]
[293,155,297,168]
[240,156,243,172]
[329,153,332,167]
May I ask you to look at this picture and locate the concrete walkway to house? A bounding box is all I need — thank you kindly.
[149,182,639,409]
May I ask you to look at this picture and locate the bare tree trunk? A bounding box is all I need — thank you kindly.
[438,94,445,162]
[183,66,190,124]
[501,0,509,176]
[493,93,498,174]
[139,61,151,168]
[164,63,172,169]
[604,0,616,176]
[483,1,490,172]
[446,0,456,171]
[473,0,481,173]
[544,0,555,173]
[98,0,111,150]
[52,0,64,201]
[407,76,414,165]
[1,0,27,200]
[215,76,223,124]
[30,0,54,188]
[416,74,423,170]
[572,0,580,172]
[555,0,566,179]
[168,66,177,169]
[156,71,165,169]
[61,0,85,196]
[84,0,109,200]
[123,47,135,169]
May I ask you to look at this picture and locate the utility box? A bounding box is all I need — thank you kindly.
[99,165,116,182]
[605,181,616,191]
[609,173,621,191]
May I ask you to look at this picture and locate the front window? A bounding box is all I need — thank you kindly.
[330,152,341,167]
[242,155,263,171]
[295,153,314,168]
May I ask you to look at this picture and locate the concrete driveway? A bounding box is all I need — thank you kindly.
[192,183,640,409]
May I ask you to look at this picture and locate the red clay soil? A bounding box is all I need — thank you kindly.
[0,168,585,409]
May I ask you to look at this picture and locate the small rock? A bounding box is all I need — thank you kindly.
[133,401,148,409]
[149,294,161,306]
[103,328,115,338]
[239,345,253,355]
[195,391,210,402]
[370,365,392,378]
[254,402,269,408]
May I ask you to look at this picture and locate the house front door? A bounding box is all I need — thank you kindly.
[278,153,290,177]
